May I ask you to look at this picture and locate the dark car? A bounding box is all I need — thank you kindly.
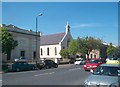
[37,60,58,69]
[8,61,37,72]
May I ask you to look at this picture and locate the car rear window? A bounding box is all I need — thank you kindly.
[93,66,120,76]
[89,59,100,63]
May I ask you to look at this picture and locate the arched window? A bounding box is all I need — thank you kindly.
[55,47,57,55]
[41,48,43,56]
[47,48,49,56]
[67,38,70,47]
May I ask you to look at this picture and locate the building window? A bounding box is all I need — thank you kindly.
[55,47,57,55]
[67,38,70,47]
[47,48,49,56]
[94,55,96,58]
[21,51,25,57]
[33,51,36,59]
[63,47,65,49]
[90,54,92,59]
[41,48,43,56]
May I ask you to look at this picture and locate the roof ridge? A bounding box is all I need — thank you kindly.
[42,32,65,36]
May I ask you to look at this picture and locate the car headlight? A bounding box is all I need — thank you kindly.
[93,66,97,67]
[84,80,90,85]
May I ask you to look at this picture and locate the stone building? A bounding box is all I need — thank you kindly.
[1,24,40,62]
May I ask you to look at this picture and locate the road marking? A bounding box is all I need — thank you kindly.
[49,72,55,74]
[69,68,81,71]
[0,80,2,82]
[34,73,48,76]
[34,72,55,76]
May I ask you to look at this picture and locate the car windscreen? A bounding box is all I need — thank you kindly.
[89,59,100,63]
[93,66,120,76]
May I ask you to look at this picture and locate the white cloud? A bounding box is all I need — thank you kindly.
[71,23,97,28]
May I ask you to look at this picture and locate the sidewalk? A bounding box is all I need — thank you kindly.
[0,71,3,74]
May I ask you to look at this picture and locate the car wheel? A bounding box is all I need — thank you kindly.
[45,66,49,69]
[55,65,58,68]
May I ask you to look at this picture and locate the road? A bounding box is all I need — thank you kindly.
[2,64,91,85]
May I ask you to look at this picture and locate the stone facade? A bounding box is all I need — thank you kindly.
[1,24,40,62]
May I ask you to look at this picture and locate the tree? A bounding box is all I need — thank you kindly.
[107,43,116,57]
[77,36,102,59]
[2,27,18,60]
[59,49,69,58]
[68,39,79,55]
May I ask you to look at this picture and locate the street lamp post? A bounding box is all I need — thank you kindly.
[36,13,43,64]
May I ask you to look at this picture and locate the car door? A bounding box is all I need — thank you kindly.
[13,62,22,71]
[22,62,31,70]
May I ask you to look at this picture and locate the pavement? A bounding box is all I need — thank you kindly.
[0,71,4,74]
[0,64,75,74]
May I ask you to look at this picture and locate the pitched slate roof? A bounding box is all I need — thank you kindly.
[40,32,65,45]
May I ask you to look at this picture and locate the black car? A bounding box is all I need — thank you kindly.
[37,60,58,69]
[8,61,37,72]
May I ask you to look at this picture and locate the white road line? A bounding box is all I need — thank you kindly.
[0,80,2,82]
[34,73,48,76]
[34,72,55,77]
[69,68,81,71]
[49,72,55,74]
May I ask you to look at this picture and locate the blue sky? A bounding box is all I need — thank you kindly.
[2,2,118,46]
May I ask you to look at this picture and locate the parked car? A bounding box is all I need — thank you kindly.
[84,63,120,87]
[106,58,120,64]
[2,61,9,72]
[8,61,37,72]
[74,58,82,65]
[83,58,105,71]
[14,57,28,62]
[69,59,75,64]
[37,60,58,69]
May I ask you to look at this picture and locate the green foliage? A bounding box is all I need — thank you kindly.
[68,39,79,55]
[107,43,116,56]
[1,27,18,60]
[59,49,69,58]
[77,36,102,58]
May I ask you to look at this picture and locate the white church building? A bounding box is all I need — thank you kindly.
[40,23,72,63]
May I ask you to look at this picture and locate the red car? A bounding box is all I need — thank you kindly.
[83,58,105,71]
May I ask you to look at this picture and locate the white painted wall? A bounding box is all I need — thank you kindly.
[40,44,61,59]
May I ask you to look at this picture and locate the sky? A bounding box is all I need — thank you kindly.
[2,2,119,46]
